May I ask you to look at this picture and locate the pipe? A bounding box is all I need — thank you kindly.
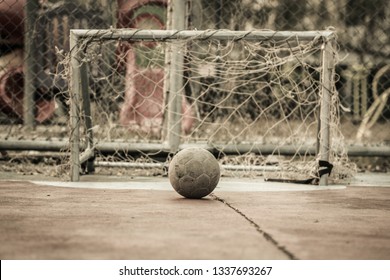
[0,140,389,157]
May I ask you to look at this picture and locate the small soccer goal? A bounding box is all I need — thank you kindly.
[66,28,355,184]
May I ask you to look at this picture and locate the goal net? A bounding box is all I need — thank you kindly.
[65,29,355,184]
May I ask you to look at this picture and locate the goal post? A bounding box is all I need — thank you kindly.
[319,39,334,185]
[67,28,353,184]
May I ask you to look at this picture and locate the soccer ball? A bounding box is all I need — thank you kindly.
[168,148,221,199]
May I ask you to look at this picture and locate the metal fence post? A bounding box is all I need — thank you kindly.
[69,31,81,182]
[23,0,40,129]
[319,38,334,186]
[80,62,95,174]
[167,0,186,152]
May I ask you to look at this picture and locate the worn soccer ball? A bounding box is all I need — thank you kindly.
[168,148,221,199]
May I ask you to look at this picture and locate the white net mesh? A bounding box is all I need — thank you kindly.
[64,29,356,183]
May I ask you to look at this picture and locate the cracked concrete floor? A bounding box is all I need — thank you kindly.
[0,173,389,259]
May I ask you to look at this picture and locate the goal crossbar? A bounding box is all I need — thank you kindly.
[70,29,335,42]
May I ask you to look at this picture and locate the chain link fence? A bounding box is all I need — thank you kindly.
[0,0,388,179]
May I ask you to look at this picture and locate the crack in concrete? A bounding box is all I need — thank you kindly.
[210,193,298,260]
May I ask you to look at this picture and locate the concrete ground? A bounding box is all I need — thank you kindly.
[0,172,389,260]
